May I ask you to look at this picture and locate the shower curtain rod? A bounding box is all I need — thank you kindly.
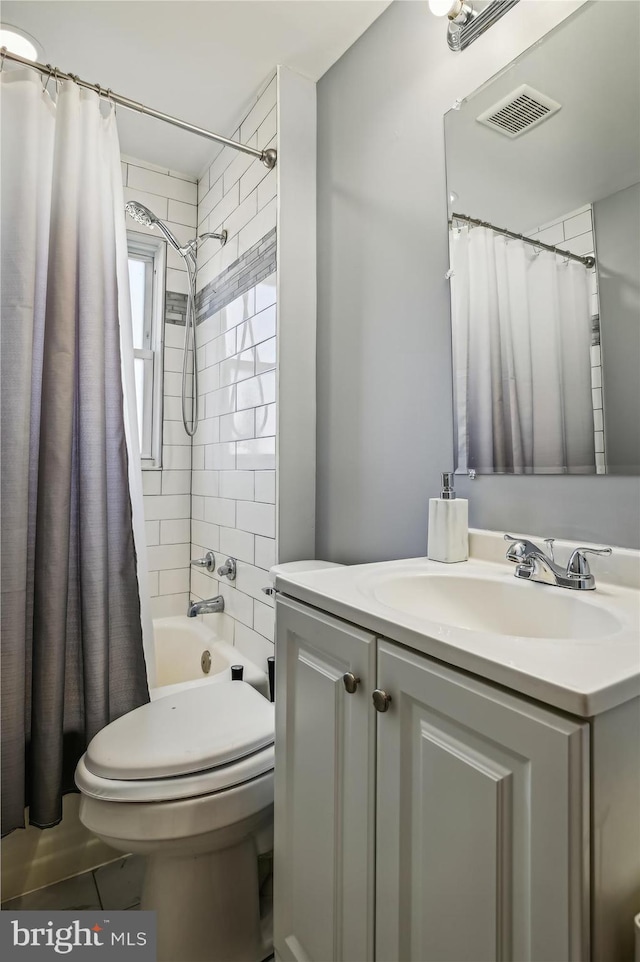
[0,47,277,169]
[449,212,595,269]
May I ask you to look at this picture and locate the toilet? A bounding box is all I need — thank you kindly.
[75,680,275,962]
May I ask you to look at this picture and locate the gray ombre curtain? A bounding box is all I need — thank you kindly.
[1,69,151,835]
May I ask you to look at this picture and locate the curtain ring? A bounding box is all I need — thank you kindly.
[0,46,7,72]
[42,66,54,94]
[96,83,113,117]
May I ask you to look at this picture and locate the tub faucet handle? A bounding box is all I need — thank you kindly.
[191,551,215,572]
[217,557,237,581]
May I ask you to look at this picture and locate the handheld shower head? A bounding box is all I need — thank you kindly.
[124,201,157,229]
[125,200,187,259]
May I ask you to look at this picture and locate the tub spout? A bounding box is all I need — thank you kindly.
[187,595,225,617]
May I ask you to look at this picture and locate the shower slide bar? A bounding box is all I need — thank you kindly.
[449,212,595,269]
[0,46,277,170]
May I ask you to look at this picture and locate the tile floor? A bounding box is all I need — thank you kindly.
[1,855,145,912]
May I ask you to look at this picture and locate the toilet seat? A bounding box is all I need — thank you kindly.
[75,680,275,803]
[75,744,275,803]
[84,680,274,780]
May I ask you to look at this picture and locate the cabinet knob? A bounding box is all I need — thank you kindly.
[343,672,361,694]
[372,689,392,713]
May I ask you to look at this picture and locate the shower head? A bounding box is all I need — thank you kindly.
[124,200,157,229]
[125,199,182,254]
[124,200,187,258]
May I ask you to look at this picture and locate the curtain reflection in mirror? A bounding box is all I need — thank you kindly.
[450,225,596,474]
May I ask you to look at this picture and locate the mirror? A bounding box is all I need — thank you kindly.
[444,1,640,475]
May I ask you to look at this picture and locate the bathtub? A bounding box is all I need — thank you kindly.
[150,616,269,700]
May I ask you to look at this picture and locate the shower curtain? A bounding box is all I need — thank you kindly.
[450,225,596,474]
[1,69,151,836]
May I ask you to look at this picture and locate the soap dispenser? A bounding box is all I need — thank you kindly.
[427,472,468,563]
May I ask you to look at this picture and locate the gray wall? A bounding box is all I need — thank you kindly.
[594,182,640,474]
[316,0,640,561]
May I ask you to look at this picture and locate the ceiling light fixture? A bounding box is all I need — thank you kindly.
[429,0,520,53]
[0,24,41,62]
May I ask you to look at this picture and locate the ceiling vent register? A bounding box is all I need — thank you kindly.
[476,84,562,138]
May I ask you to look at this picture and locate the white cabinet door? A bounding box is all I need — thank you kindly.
[375,640,590,962]
[274,597,376,962]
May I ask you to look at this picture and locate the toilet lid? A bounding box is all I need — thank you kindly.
[84,681,274,780]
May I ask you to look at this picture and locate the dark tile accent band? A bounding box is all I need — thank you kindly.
[165,291,188,327]
[592,313,600,347]
[196,227,276,324]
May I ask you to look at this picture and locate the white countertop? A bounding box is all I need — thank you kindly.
[274,531,640,718]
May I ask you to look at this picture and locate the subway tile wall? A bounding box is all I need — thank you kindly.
[530,205,606,472]
[189,74,278,671]
[122,156,198,616]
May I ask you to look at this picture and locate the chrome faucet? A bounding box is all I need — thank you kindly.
[504,534,611,590]
[187,595,225,617]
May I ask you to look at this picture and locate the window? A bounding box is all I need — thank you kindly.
[127,232,165,468]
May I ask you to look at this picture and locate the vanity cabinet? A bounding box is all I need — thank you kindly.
[274,596,590,962]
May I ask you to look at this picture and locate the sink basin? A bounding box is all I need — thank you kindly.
[365,572,623,640]
[274,534,639,715]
